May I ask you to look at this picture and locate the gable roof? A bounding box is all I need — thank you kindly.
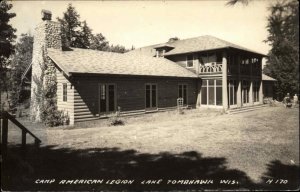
[47,48,198,78]
[262,74,277,81]
[127,35,266,57]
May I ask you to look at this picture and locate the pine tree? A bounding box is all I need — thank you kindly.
[264,0,299,100]
[80,20,93,48]
[57,3,81,49]
[0,0,16,109]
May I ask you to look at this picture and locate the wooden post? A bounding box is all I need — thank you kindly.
[222,51,228,110]
[196,79,202,108]
[22,129,27,148]
[237,55,242,108]
[259,80,263,104]
[237,81,242,107]
[2,113,8,157]
[249,81,254,105]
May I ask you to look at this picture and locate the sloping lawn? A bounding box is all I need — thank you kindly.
[5,105,299,190]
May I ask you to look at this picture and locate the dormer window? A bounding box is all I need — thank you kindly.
[157,49,165,57]
[154,44,175,58]
[186,55,193,68]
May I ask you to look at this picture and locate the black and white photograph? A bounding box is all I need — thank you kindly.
[0,0,299,191]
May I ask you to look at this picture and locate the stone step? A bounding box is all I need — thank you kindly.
[228,104,267,114]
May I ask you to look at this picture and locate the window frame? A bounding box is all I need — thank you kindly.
[145,83,158,109]
[98,83,117,114]
[178,84,188,105]
[62,83,67,102]
[186,54,194,68]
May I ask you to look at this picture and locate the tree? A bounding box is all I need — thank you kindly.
[10,34,33,108]
[226,0,250,6]
[264,0,299,100]
[57,3,81,49]
[108,44,128,53]
[57,4,130,52]
[0,0,16,109]
[90,33,109,51]
[80,20,93,48]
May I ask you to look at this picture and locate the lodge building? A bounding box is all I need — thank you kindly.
[23,10,276,125]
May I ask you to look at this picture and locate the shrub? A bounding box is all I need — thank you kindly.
[110,118,124,126]
[42,105,69,127]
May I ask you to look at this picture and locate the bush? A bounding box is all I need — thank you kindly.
[42,105,69,127]
[110,118,124,126]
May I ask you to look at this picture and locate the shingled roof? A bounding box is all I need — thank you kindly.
[47,48,198,78]
[128,35,266,57]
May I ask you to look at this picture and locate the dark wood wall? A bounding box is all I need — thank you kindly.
[71,75,198,121]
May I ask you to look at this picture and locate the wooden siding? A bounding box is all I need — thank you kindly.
[56,70,75,124]
[72,75,199,123]
[167,54,197,74]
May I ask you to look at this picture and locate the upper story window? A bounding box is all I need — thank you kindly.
[157,50,164,57]
[186,55,193,68]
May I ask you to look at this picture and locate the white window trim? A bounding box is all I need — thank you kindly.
[62,83,67,102]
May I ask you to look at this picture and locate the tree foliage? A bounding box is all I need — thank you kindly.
[57,3,128,53]
[263,0,299,100]
[10,34,33,108]
[0,0,16,109]
[226,0,250,6]
[57,3,81,48]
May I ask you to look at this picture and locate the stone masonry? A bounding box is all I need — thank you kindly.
[30,10,62,121]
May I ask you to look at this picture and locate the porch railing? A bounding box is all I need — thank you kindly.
[1,111,41,156]
[199,63,222,74]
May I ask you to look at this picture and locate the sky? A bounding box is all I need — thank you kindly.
[10,0,272,55]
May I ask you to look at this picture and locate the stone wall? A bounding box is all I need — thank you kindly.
[30,19,62,121]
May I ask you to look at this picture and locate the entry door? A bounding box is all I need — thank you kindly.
[178,84,187,105]
[99,84,116,113]
[145,84,157,109]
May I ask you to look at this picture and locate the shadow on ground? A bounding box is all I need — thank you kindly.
[1,144,299,191]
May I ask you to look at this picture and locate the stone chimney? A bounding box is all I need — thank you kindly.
[30,10,62,121]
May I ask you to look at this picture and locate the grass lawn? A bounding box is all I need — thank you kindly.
[4,105,299,190]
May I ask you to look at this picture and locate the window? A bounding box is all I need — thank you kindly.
[186,55,193,67]
[253,81,260,102]
[157,50,164,57]
[178,84,188,105]
[228,80,237,105]
[242,80,250,104]
[63,83,67,102]
[145,84,157,109]
[99,84,116,113]
[201,79,222,106]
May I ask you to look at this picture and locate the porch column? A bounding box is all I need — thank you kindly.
[259,80,263,104]
[222,51,228,110]
[237,80,242,107]
[196,79,202,108]
[249,81,254,105]
[237,55,242,107]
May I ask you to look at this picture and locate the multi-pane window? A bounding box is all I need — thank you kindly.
[228,80,237,105]
[178,84,188,105]
[201,79,222,106]
[186,55,193,67]
[253,81,260,102]
[99,84,116,113]
[63,83,67,102]
[146,84,157,109]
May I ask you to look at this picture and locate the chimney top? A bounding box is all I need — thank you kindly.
[41,9,52,21]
